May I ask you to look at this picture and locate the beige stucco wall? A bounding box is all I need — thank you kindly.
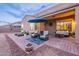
[0,25,20,33]
[75,6,79,43]
[22,16,36,32]
[46,20,56,36]
[0,26,11,32]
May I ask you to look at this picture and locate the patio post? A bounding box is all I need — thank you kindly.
[75,6,79,43]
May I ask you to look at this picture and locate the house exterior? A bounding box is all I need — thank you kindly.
[22,3,79,43]
[11,21,21,32]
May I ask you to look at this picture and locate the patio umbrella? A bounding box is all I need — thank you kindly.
[28,18,48,23]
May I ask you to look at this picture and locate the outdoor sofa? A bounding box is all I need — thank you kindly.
[15,31,29,37]
[15,32,24,37]
[55,31,69,38]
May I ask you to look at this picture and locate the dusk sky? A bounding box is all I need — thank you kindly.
[0,3,59,26]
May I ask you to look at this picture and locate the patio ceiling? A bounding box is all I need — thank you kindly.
[45,10,75,20]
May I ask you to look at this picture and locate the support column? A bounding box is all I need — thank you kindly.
[75,6,79,43]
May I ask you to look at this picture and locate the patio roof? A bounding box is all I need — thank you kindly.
[34,3,79,18]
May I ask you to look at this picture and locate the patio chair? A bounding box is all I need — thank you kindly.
[24,31,29,35]
[39,31,49,41]
[64,31,69,37]
[31,31,39,38]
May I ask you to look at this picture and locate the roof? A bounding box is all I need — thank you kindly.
[34,3,79,18]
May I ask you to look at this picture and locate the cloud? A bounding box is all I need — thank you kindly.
[0,11,21,23]
[0,3,59,26]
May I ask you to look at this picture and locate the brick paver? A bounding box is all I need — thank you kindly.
[45,36,79,55]
[31,45,76,56]
[0,33,11,56]
[0,33,78,56]
[5,35,28,56]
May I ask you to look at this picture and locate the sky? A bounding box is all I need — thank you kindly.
[0,3,59,26]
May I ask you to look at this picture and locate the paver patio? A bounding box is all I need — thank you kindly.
[5,34,27,56]
[45,36,79,55]
[0,33,11,56]
[0,33,78,56]
[31,45,76,56]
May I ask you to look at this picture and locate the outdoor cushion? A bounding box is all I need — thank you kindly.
[40,31,49,40]
[15,32,24,36]
[56,31,69,35]
[31,31,39,38]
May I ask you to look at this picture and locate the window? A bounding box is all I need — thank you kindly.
[30,23,35,30]
[56,21,71,31]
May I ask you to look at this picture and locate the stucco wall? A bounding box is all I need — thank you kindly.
[75,6,79,43]
[46,21,56,36]
[0,26,20,33]
[22,16,36,32]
